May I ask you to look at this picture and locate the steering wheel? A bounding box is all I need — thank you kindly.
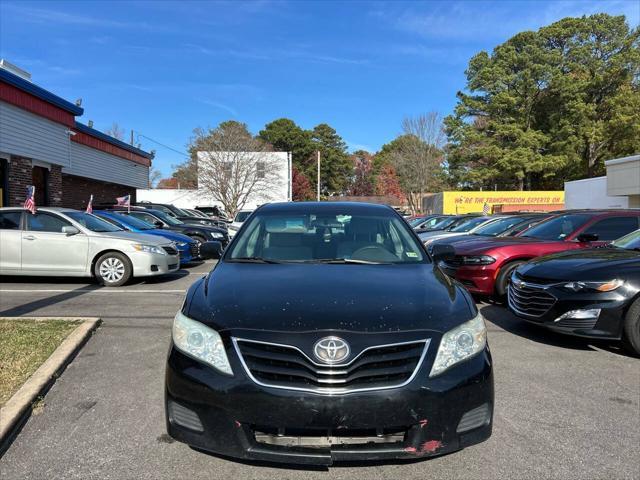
[351,245,399,262]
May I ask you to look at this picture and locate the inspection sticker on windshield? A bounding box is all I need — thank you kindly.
[406,252,418,258]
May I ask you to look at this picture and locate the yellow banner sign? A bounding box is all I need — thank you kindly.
[442,191,564,214]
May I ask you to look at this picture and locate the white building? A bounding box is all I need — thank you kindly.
[137,151,291,211]
[564,154,639,209]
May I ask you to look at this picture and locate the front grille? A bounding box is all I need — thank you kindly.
[189,243,199,258]
[508,281,556,317]
[233,338,429,394]
[252,425,407,447]
[162,246,178,255]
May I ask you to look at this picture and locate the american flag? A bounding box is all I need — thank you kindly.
[86,194,93,214]
[23,185,36,214]
[116,194,130,206]
[482,203,491,215]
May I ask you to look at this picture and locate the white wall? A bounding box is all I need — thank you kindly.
[138,151,292,210]
[564,176,629,209]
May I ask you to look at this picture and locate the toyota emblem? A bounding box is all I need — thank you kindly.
[313,337,350,364]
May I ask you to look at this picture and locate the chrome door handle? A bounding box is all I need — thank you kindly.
[23,235,36,240]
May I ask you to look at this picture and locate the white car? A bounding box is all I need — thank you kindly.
[227,209,253,238]
[0,207,180,286]
[420,216,498,245]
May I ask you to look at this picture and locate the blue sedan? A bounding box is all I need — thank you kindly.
[94,210,199,263]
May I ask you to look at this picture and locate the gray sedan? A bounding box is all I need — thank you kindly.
[0,207,180,286]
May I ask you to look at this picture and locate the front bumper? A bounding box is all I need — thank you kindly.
[129,251,180,277]
[165,337,493,465]
[508,286,632,340]
[441,264,497,296]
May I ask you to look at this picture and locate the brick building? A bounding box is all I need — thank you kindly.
[0,60,152,209]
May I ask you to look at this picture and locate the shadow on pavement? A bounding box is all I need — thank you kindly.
[0,283,103,316]
[480,303,634,358]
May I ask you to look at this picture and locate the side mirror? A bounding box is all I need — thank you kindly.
[154,221,164,228]
[62,225,80,236]
[199,241,223,260]
[431,243,455,263]
[577,232,598,243]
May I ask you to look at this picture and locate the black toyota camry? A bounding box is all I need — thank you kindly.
[165,202,493,465]
[508,229,640,354]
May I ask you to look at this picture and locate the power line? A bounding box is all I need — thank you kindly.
[134,132,190,159]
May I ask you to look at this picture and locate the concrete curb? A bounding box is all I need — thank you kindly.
[0,317,101,453]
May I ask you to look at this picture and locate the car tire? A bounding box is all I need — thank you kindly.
[495,260,526,298]
[94,252,132,287]
[622,297,640,356]
[191,234,207,245]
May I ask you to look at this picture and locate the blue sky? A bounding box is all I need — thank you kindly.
[1,1,638,177]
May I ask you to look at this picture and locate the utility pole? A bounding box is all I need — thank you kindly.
[316,150,321,202]
[130,129,134,146]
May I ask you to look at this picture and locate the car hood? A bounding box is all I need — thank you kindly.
[518,248,640,281]
[145,229,194,243]
[422,231,467,241]
[89,230,170,245]
[453,235,551,254]
[186,262,475,333]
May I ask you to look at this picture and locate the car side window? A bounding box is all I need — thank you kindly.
[0,211,22,230]
[26,212,72,233]
[583,216,640,241]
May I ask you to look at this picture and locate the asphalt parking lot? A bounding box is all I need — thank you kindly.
[0,261,638,480]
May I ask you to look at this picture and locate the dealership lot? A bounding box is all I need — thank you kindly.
[0,261,638,479]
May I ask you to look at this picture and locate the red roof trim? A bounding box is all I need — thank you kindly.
[0,81,75,127]
[71,131,151,167]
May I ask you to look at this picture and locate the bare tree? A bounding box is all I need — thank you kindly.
[104,122,126,141]
[149,167,162,188]
[193,121,281,218]
[389,112,446,213]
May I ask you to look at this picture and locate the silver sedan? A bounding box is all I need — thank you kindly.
[0,207,180,286]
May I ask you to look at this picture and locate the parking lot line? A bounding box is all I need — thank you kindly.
[0,289,186,293]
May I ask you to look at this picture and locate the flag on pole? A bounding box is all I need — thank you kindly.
[482,203,491,215]
[86,194,94,214]
[23,185,36,214]
[116,194,130,206]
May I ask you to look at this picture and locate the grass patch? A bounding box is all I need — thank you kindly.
[0,319,80,408]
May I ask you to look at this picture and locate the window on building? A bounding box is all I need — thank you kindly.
[256,161,266,180]
[32,166,49,206]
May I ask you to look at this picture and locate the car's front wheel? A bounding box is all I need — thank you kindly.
[622,297,640,356]
[495,260,526,298]
[95,252,132,287]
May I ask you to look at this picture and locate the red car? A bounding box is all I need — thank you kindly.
[441,210,640,298]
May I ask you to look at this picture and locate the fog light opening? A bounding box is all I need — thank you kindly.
[553,308,601,322]
[456,403,491,433]
[168,400,204,432]
[150,265,159,272]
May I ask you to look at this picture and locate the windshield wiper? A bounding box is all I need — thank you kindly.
[312,258,388,265]
[227,257,282,264]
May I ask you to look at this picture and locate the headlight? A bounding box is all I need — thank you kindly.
[172,310,233,375]
[430,312,487,377]
[459,255,496,265]
[132,244,165,255]
[177,242,188,247]
[561,280,623,292]
[209,232,224,239]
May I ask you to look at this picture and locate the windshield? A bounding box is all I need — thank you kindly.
[151,210,184,225]
[409,217,427,226]
[450,216,489,232]
[173,207,192,216]
[520,213,592,241]
[235,211,253,223]
[112,212,155,230]
[228,210,426,264]
[474,216,536,236]
[66,211,123,232]
[430,216,457,230]
[611,229,640,250]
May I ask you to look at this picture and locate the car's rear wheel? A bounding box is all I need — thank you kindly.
[95,252,132,287]
[622,297,640,356]
[495,260,525,298]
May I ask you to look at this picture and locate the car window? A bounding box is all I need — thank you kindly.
[475,216,534,236]
[131,212,161,224]
[234,211,252,222]
[583,216,640,241]
[112,213,155,230]
[520,213,592,241]
[612,229,640,250]
[229,211,425,263]
[65,211,123,232]
[0,211,22,230]
[26,212,72,233]
[450,216,489,232]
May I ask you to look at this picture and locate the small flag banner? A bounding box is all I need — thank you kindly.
[86,194,94,214]
[23,185,36,214]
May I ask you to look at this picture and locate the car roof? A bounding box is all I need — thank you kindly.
[0,206,79,214]
[257,202,395,214]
